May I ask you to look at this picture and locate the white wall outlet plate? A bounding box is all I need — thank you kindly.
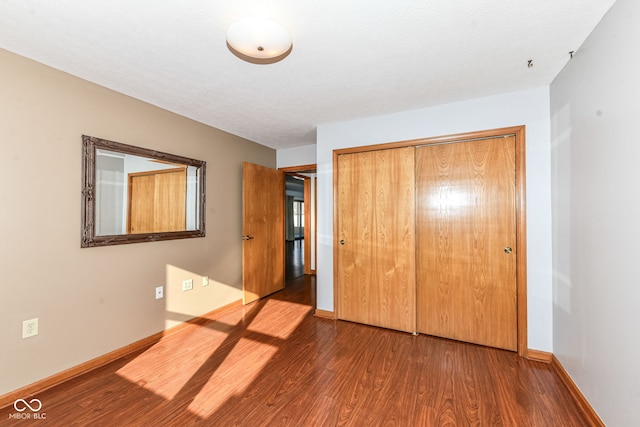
[22,318,39,339]
[155,286,164,299]
[182,279,194,291]
[202,276,209,287]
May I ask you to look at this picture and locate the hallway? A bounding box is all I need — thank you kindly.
[285,239,304,280]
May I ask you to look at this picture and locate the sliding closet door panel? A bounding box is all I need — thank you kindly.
[337,147,416,332]
[416,137,517,350]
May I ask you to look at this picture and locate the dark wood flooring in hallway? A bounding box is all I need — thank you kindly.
[1,274,592,426]
[285,239,304,280]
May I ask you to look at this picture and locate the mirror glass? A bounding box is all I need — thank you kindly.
[81,135,206,247]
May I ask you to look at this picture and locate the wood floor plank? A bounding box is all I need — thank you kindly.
[1,274,593,426]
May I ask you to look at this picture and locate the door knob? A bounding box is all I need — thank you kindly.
[339,239,346,245]
[242,235,254,240]
[504,246,513,254]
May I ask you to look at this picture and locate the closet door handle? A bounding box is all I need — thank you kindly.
[242,235,254,241]
[504,246,512,254]
[339,239,346,245]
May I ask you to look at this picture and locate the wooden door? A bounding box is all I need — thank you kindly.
[155,169,187,231]
[242,162,285,304]
[129,174,155,233]
[336,147,416,333]
[128,168,187,233]
[416,136,517,351]
[303,176,314,274]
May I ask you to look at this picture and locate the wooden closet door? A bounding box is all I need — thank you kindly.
[336,147,416,333]
[128,168,187,234]
[154,169,187,231]
[416,137,517,351]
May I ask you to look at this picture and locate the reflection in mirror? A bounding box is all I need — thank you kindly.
[82,135,206,247]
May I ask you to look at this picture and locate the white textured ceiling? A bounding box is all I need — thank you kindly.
[0,1,616,149]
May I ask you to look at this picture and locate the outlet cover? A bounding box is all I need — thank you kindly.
[22,318,39,339]
[182,279,194,291]
[155,286,164,299]
[202,276,209,287]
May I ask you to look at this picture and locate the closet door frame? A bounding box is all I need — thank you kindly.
[333,125,528,357]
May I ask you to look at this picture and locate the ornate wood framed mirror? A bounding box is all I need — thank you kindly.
[81,135,206,247]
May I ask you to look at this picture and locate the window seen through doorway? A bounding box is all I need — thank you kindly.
[293,200,304,239]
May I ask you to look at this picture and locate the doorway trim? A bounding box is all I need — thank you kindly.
[333,126,527,356]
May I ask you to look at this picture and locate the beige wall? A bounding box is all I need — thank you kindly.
[0,48,275,396]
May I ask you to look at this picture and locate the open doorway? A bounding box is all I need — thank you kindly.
[281,165,317,281]
[285,175,305,280]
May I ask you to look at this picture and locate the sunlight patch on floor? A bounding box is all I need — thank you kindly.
[116,324,228,400]
[188,300,310,418]
[187,337,278,418]
[117,295,310,417]
[247,298,312,339]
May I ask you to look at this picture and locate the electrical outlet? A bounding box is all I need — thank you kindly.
[155,286,164,299]
[182,279,193,291]
[22,318,39,339]
[202,276,209,287]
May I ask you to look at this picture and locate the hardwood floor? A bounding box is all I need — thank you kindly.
[1,275,592,426]
[285,239,304,280]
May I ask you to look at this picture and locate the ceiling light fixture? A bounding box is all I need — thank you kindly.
[226,17,292,64]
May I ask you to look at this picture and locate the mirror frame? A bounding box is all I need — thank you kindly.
[81,135,206,247]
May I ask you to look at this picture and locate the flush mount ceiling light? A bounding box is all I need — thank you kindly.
[226,17,292,64]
